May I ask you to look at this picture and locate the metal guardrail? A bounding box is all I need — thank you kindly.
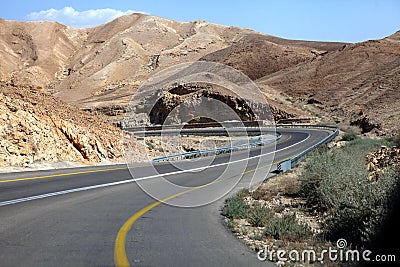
[147,124,338,164]
[123,120,268,132]
[277,125,339,171]
[134,128,267,137]
[152,132,282,163]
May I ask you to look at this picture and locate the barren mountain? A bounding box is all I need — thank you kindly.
[1,13,399,142]
[0,18,87,88]
[255,36,400,134]
[1,14,305,126]
[52,14,254,106]
[200,34,344,80]
[201,30,400,135]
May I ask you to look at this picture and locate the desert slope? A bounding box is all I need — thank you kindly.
[0,18,87,88]
[256,36,400,134]
[0,14,398,136]
[0,83,141,167]
[52,14,255,106]
[200,28,399,135]
[0,14,330,127]
[200,34,345,80]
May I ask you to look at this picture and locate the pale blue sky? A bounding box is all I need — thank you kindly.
[1,0,399,43]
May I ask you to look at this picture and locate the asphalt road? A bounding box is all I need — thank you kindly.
[0,128,330,267]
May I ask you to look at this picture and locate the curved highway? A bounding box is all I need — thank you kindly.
[0,127,331,267]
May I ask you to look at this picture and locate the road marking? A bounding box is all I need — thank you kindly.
[0,179,136,206]
[0,133,292,184]
[0,134,310,207]
[114,187,198,267]
[0,167,129,183]
[113,155,292,267]
[114,131,312,266]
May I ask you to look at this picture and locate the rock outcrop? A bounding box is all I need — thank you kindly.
[366,146,400,181]
[0,83,141,167]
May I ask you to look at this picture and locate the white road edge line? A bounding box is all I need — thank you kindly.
[0,133,311,207]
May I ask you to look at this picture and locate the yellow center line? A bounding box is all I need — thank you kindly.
[114,153,295,267]
[0,167,130,183]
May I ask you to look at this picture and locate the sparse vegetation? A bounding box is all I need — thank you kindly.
[299,138,399,245]
[222,137,400,263]
[340,131,358,141]
[247,205,274,227]
[386,135,400,147]
[221,194,249,219]
[222,194,313,243]
[145,141,155,150]
[262,214,313,242]
[222,191,312,243]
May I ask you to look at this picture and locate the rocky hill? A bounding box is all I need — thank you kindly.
[0,83,142,167]
[1,14,308,127]
[52,14,255,106]
[205,30,400,135]
[200,34,344,80]
[0,13,398,161]
[257,36,400,135]
[0,18,87,88]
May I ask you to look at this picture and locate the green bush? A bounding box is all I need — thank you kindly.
[300,139,388,209]
[299,138,399,245]
[262,214,313,242]
[236,188,251,198]
[221,195,249,219]
[145,141,155,150]
[386,135,400,147]
[394,136,400,147]
[341,132,358,141]
[247,205,274,227]
[324,167,400,244]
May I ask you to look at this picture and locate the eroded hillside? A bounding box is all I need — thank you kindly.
[1,14,399,138]
[0,83,142,167]
[256,35,400,135]
[52,14,255,107]
[202,31,400,135]
[0,18,87,88]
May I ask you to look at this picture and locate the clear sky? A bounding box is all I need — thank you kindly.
[1,0,399,43]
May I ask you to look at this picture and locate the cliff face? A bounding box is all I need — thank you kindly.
[0,83,141,167]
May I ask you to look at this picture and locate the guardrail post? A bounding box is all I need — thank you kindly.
[277,160,291,173]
